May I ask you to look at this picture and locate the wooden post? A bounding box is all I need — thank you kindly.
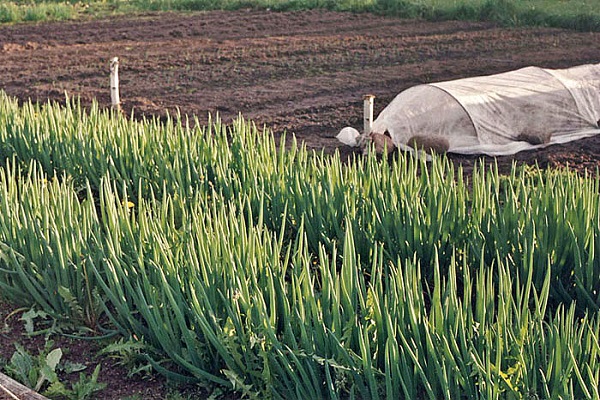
[0,372,49,400]
[110,57,121,111]
[363,94,375,135]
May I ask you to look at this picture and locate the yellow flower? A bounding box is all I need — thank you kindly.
[122,200,135,209]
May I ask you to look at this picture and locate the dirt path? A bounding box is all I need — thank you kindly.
[1,9,600,174]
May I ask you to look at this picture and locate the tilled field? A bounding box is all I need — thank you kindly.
[1,9,600,173]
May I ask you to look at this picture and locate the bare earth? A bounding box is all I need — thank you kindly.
[1,10,600,399]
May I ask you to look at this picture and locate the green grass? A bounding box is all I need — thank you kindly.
[1,92,600,398]
[421,0,600,30]
[0,1,81,23]
[1,0,600,31]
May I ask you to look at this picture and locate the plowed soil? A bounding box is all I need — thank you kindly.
[2,10,600,175]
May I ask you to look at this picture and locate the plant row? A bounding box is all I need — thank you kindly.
[1,92,600,398]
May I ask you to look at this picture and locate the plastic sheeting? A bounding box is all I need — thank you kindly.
[368,63,600,155]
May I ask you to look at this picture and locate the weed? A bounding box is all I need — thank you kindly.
[45,364,106,400]
[2,338,106,400]
[97,338,153,377]
[4,340,62,392]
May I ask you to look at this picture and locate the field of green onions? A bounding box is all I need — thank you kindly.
[1,90,600,398]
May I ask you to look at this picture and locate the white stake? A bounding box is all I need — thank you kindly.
[363,94,375,135]
[110,57,120,111]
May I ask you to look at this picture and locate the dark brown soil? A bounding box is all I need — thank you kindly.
[0,296,226,400]
[1,9,600,399]
[0,300,213,399]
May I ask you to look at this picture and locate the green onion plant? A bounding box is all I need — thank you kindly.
[1,91,599,398]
